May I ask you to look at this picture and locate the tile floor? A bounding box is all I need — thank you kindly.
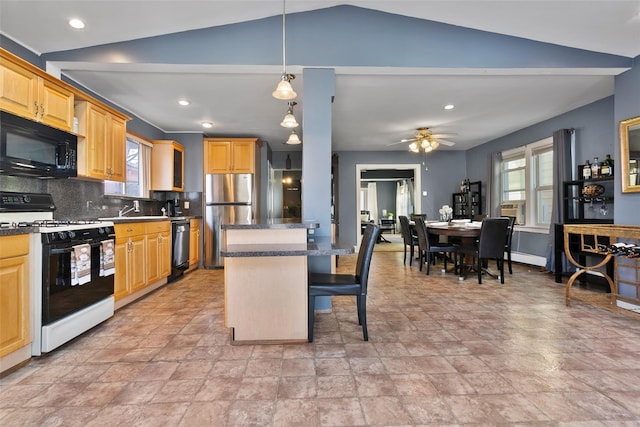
[2,250,640,426]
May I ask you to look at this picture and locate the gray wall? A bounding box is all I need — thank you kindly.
[614,56,640,224]
[336,150,467,245]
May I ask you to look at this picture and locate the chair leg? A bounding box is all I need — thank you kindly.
[409,243,414,266]
[403,244,407,265]
[308,295,315,343]
[358,295,368,341]
[500,259,505,284]
[425,252,431,275]
[477,256,482,284]
[507,250,512,274]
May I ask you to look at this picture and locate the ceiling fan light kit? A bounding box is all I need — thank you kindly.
[395,127,455,153]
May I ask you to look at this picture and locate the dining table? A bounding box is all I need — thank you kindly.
[423,220,483,280]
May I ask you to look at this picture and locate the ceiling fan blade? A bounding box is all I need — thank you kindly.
[438,139,456,146]
[386,138,417,146]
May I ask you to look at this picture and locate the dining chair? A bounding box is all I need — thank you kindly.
[457,217,510,284]
[398,216,418,266]
[307,223,380,342]
[414,218,458,275]
[503,216,516,274]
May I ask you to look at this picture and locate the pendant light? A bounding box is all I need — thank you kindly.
[286,129,301,145]
[272,0,297,100]
[280,101,299,128]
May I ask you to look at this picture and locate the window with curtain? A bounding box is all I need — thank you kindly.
[104,134,152,198]
[501,137,553,228]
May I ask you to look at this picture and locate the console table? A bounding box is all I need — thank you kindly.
[563,224,640,308]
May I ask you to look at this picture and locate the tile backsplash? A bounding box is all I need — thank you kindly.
[0,175,201,219]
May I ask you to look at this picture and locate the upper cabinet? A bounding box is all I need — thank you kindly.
[151,140,184,191]
[204,138,260,174]
[1,49,74,132]
[75,101,128,182]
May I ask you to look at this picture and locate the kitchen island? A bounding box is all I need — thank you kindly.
[221,220,353,344]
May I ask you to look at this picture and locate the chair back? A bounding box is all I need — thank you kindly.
[478,217,510,259]
[410,213,427,222]
[504,215,516,247]
[398,216,414,245]
[356,224,381,293]
[413,217,430,252]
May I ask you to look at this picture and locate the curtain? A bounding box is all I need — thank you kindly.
[487,151,502,217]
[396,180,413,232]
[367,182,378,223]
[545,129,573,272]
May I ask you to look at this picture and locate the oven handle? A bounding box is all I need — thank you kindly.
[48,239,106,255]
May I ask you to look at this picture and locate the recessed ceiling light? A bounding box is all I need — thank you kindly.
[202,122,213,129]
[178,99,190,106]
[68,18,85,29]
[444,104,455,110]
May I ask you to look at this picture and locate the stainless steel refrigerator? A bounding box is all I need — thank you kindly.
[204,173,254,268]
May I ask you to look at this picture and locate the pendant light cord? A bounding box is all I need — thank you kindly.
[282,0,287,74]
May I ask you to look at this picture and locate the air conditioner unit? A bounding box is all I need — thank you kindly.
[500,201,525,225]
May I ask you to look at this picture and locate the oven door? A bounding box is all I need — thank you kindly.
[42,238,115,325]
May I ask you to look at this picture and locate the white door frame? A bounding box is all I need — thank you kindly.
[355,163,421,244]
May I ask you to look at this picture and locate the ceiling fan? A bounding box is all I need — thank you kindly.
[389,127,456,153]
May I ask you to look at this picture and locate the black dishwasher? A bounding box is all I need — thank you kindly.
[169,219,190,282]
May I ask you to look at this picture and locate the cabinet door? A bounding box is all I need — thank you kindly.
[0,59,38,120]
[0,254,29,357]
[40,78,74,131]
[205,140,231,174]
[85,104,109,179]
[231,140,254,173]
[113,239,129,301]
[173,147,184,190]
[189,219,200,267]
[108,116,126,182]
[159,231,172,278]
[129,236,147,292]
[146,233,161,285]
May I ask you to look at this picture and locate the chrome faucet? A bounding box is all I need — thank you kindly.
[118,200,140,217]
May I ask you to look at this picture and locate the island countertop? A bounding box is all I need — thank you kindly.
[221,236,354,257]
[221,218,320,230]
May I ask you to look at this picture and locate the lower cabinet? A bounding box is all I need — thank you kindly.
[114,221,171,301]
[189,218,200,268]
[0,234,30,373]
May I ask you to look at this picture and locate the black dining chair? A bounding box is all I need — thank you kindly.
[413,218,458,275]
[307,223,380,342]
[398,216,418,266]
[457,217,510,284]
[503,216,516,274]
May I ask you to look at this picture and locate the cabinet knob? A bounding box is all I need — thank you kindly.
[39,104,45,120]
[34,102,39,119]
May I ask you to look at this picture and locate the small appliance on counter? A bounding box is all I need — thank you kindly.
[166,199,182,217]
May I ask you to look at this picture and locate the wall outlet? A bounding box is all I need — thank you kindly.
[423,191,428,196]
[184,201,190,209]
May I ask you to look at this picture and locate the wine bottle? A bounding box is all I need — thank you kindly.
[627,246,640,258]
[591,157,600,178]
[583,160,592,179]
[608,242,633,254]
[600,158,610,176]
[605,154,614,176]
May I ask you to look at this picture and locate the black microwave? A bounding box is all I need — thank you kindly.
[0,111,77,178]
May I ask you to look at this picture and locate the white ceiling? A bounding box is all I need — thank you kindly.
[2,0,639,152]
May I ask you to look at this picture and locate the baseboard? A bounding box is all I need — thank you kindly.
[512,252,546,267]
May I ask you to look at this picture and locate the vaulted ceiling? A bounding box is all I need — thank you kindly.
[2,1,639,152]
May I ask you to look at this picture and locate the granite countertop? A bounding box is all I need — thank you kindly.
[98,215,200,223]
[222,218,320,230]
[222,236,354,257]
[0,227,37,236]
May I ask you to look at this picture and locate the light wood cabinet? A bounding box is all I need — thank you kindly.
[75,101,127,182]
[0,235,30,358]
[204,138,260,174]
[114,223,147,299]
[151,140,184,191]
[1,49,74,131]
[113,221,171,301]
[189,218,200,268]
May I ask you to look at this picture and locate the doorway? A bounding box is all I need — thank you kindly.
[355,163,422,244]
